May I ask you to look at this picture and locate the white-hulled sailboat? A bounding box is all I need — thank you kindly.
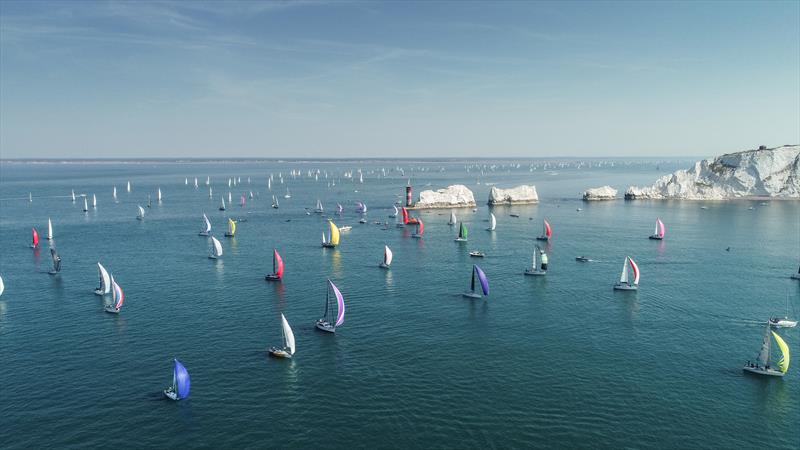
[379,245,393,268]
[113,185,118,202]
[92,194,97,208]
[136,205,145,220]
[269,314,296,358]
[83,197,89,213]
[224,218,236,237]
[199,214,211,236]
[71,190,76,202]
[219,196,226,211]
[104,276,124,313]
[448,211,457,226]
[524,246,547,276]
[272,195,279,209]
[462,265,490,299]
[228,191,232,204]
[209,236,223,259]
[613,256,639,290]
[487,212,496,231]
[48,248,61,275]
[314,199,324,214]
[0,275,4,296]
[769,295,797,328]
[157,188,162,203]
[164,359,191,400]
[316,279,345,333]
[284,187,291,199]
[649,218,665,240]
[95,262,111,295]
[126,181,131,193]
[743,323,790,377]
[209,187,213,199]
[47,218,53,240]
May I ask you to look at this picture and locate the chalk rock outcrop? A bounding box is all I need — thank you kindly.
[583,186,618,201]
[415,184,476,209]
[625,145,800,200]
[487,185,539,205]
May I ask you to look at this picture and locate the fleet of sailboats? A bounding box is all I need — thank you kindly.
[316,279,345,333]
[164,359,191,400]
[462,264,489,299]
[269,314,296,358]
[614,256,639,290]
[649,218,665,240]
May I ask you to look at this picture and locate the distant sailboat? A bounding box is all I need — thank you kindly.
[240,194,246,207]
[47,218,53,240]
[228,191,232,204]
[113,185,118,202]
[0,275,4,296]
[268,178,272,190]
[336,203,343,215]
[206,176,210,186]
[411,218,424,238]
[316,279,345,333]
[524,246,548,276]
[126,181,131,193]
[31,227,39,248]
[157,188,162,202]
[389,205,398,218]
[209,236,223,259]
[92,194,97,208]
[209,187,213,199]
[536,219,552,241]
[448,211,457,226]
[379,245,393,268]
[613,256,639,290]
[164,359,191,400]
[49,248,61,275]
[194,177,198,189]
[770,295,798,328]
[104,276,124,313]
[147,195,152,208]
[649,218,665,240]
[743,323,790,377]
[315,199,324,214]
[454,222,468,242]
[199,214,211,236]
[269,314,296,358]
[83,197,89,213]
[185,177,188,185]
[71,190,76,202]
[284,188,291,199]
[28,192,32,202]
[219,196,226,211]
[271,195,279,209]
[95,262,111,295]
[224,218,236,237]
[321,221,340,248]
[487,212,496,231]
[462,265,489,299]
[265,249,284,281]
[136,205,145,220]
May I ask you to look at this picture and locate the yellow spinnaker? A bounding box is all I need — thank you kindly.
[329,221,340,246]
[228,218,236,236]
[771,331,790,373]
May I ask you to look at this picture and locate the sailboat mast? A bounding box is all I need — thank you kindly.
[471,267,476,293]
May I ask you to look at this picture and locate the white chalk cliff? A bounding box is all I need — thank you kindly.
[415,184,476,209]
[626,145,800,200]
[583,186,618,201]
[487,185,539,205]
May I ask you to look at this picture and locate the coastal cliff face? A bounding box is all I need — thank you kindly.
[415,184,476,209]
[488,185,539,205]
[583,186,618,201]
[625,145,800,200]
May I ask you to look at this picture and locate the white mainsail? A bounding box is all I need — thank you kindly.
[211,236,223,257]
[281,314,296,355]
[92,194,97,208]
[97,262,111,294]
[384,245,393,266]
[47,218,53,240]
[137,205,145,219]
[488,213,496,231]
[619,257,629,284]
[157,188,162,202]
[449,211,457,225]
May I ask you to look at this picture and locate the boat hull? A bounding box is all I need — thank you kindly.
[224,233,234,237]
[454,238,467,242]
[315,320,335,333]
[536,236,549,241]
[770,318,798,328]
[613,283,638,291]
[104,306,120,314]
[791,273,800,280]
[742,366,784,377]
[524,269,546,276]
[269,347,292,358]
[48,270,59,275]
[198,232,209,236]
[378,263,390,269]
[94,289,105,296]
[575,257,591,262]
[265,274,281,281]
[648,235,663,240]
[411,234,422,238]
[208,255,217,259]
[462,292,482,299]
[321,243,337,248]
[164,389,179,400]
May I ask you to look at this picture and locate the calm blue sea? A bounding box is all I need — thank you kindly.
[0,159,798,449]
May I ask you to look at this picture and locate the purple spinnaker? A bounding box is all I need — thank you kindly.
[330,280,345,326]
[475,265,489,295]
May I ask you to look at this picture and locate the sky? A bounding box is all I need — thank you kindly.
[0,0,798,159]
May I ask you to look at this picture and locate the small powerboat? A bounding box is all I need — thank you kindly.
[469,251,485,258]
[575,256,592,262]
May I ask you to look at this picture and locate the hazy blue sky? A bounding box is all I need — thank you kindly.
[1,0,798,158]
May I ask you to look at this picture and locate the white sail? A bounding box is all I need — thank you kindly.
[157,188,162,202]
[0,275,4,296]
[127,181,131,192]
[449,211,457,225]
[757,323,771,368]
[83,197,89,212]
[220,196,226,209]
[185,178,188,185]
[137,205,145,218]
[228,192,232,203]
[47,218,53,240]
[202,214,211,233]
[92,194,97,207]
[206,176,210,186]
[281,314,296,355]
[71,190,76,202]
[489,213,496,231]
[268,178,272,190]
[384,245,393,266]
[97,263,111,294]
[619,257,629,283]
[209,187,213,198]
[532,246,538,269]
[211,236,223,257]
[113,185,117,200]
[194,177,198,188]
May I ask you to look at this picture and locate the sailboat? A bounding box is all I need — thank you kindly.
[199,214,211,236]
[389,205,398,218]
[454,222,468,242]
[379,245,393,268]
[209,236,223,259]
[83,197,89,213]
[164,359,191,400]
[314,199,324,214]
[284,187,291,199]
[228,191,232,204]
[49,248,61,275]
[219,196,226,211]
[411,218,424,238]
[316,279,345,333]
[126,181,131,193]
[337,203,343,215]
[743,323,790,377]
[136,205,145,220]
[0,275,4,296]
[30,227,39,249]
[448,211,457,226]
[224,218,236,237]
[185,177,188,186]
[194,177,198,189]
[104,276,124,313]
[206,176,210,186]
[29,192,32,202]
[71,190,76,202]
[613,256,639,290]
[209,187,213,199]
[269,314,296,358]
[95,262,111,295]
[265,249,284,281]
[147,195,152,208]
[462,265,489,299]
[157,188,162,202]
[769,295,797,328]
[321,220,340,248]
[524,246,547,276]
[271,195,279,209]
[92,194,97,208]
[649,218,665,240]
[47,218,53,240]
[791,265,800,280]
[268,178,272,190]
[240,194,246,208]
[113,185,118,202]
[536,219,552,241]
[487,212,496,231]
